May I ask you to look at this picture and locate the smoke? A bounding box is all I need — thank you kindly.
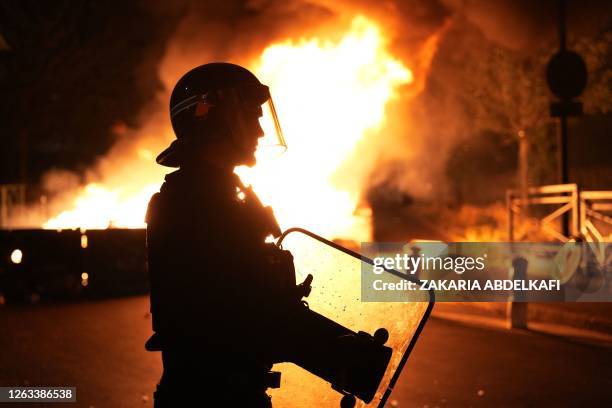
[355,0,611,203]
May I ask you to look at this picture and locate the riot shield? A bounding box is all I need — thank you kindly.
[268,228,434,408]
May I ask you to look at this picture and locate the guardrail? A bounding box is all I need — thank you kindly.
[507,183,612,243]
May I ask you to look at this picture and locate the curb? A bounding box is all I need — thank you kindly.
[431,302,612,339]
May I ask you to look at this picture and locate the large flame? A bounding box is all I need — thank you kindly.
[44,16,412,240]
[44,183,160,230]
[238,16,412,240]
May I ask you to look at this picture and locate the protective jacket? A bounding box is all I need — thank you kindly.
[146,162,293,406]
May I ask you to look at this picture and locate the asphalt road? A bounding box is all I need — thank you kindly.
[0,296,611,407]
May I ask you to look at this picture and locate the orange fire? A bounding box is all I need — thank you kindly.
[44,16,413,241]
[43,183,160,230]
[238,16,412,240]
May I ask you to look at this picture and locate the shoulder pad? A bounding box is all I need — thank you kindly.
[145,192,161,224]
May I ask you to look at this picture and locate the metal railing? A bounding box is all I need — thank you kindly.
[507,183,612,243]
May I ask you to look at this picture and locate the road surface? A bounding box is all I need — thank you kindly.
[0,296,610,407]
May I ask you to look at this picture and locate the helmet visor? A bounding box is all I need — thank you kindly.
[257,95,287,157]
[224,84,287,158]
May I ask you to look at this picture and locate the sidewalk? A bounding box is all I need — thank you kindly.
[432,302,612,344]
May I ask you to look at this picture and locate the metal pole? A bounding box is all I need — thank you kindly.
[558,0,570,238]
[559,116,569,186]
[559,0,567,51]
[507,257,528,329]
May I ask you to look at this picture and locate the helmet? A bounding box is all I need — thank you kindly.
[157,62,286,167]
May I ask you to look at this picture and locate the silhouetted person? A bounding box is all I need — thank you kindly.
[145,63,293,407]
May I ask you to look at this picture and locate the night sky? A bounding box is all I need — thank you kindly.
[0,1,179,185]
